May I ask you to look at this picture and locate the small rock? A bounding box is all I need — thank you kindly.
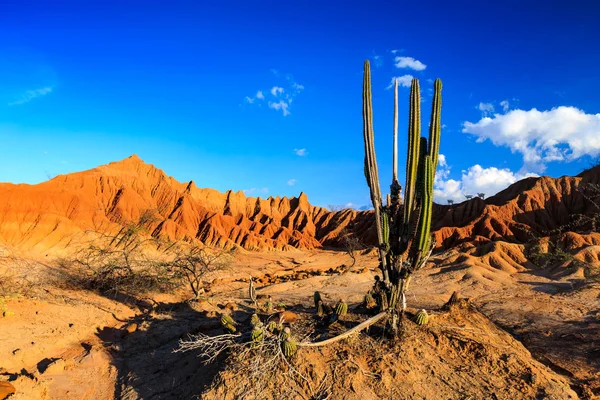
[0,381,16,399]
[224,302,237,311]
[12,348,20,355]
[2,311,14,318]
[44,358,66,374]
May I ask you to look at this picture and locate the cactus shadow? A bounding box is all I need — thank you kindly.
[97,299,227,399]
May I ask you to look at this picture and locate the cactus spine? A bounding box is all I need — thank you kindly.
[361,60,442,332]
[414,309,429,326]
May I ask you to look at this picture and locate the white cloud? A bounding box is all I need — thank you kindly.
[8,86,53,106]
[244,187,269,196]
[434,163,538,204]
[373,55,383,67]
[245,73,303,116]
[294,148,307,156]
[394,56,426,71]
[271,86,284,96]
[287,179,296,186]
[390,49,399,54]
[477,102,495,117]
[386,75,413,89]
[463,106,600,172]
[500,100,509,112]
[268,100,290,116]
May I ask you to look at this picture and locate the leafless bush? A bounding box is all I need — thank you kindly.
[165,245,233,299]
[175,328,311,399]
[55,210,179,296]
[339,228,365,271]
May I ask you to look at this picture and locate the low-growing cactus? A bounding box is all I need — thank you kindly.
[267,320,280,333]
[251,325,264,347]
[220,314,237,333]
[414,309,429,326]
[364,291,376,309]
[313,291,322,308]
[250,313,261,327]
[281,337,297,358]
[280,326,292,341]
[335,300,348,316]
[277,302,286,310]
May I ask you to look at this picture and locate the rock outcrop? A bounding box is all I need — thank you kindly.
[0,155,598,254]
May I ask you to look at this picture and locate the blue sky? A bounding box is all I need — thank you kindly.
[1,1,599,208]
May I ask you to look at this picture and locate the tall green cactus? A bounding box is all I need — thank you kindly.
[361,60,442,331]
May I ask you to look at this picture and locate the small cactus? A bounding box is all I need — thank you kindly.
[334,300,348,316]
[364,291,376,309]
[250,313,261,327]
[317,300,324,316]
[220,314,237,333]
[281,337,297,358]
[277,302,286,310]
[248,278,256,303]
[313,291,322,308]
[264,301,273,313]
[280,326,292,341]
[251,325,264,347]
[267,320,280,333]
[414,309,429,326]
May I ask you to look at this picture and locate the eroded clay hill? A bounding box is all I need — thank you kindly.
[0,155,599,254]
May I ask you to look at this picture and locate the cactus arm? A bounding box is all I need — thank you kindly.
[403,78,421,226]
[362,60,388,276]
[428,79,443,171]
[392,78,399,183]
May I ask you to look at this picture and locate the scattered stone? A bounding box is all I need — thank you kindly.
[0,381,16,399]
[12,348,20,355]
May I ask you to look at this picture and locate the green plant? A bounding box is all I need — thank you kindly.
[362,60,442,332]
[221,314,237,333]
[313,291,322,308]
[334,299,348,316]
[281,336,297,358]
[364,291,376,309]
[414,309,429,326]
[251,324,264,347]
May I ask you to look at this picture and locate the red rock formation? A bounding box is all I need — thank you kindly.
[0,155,598,254]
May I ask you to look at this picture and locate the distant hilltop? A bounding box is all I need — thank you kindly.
[0,154,599,255]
